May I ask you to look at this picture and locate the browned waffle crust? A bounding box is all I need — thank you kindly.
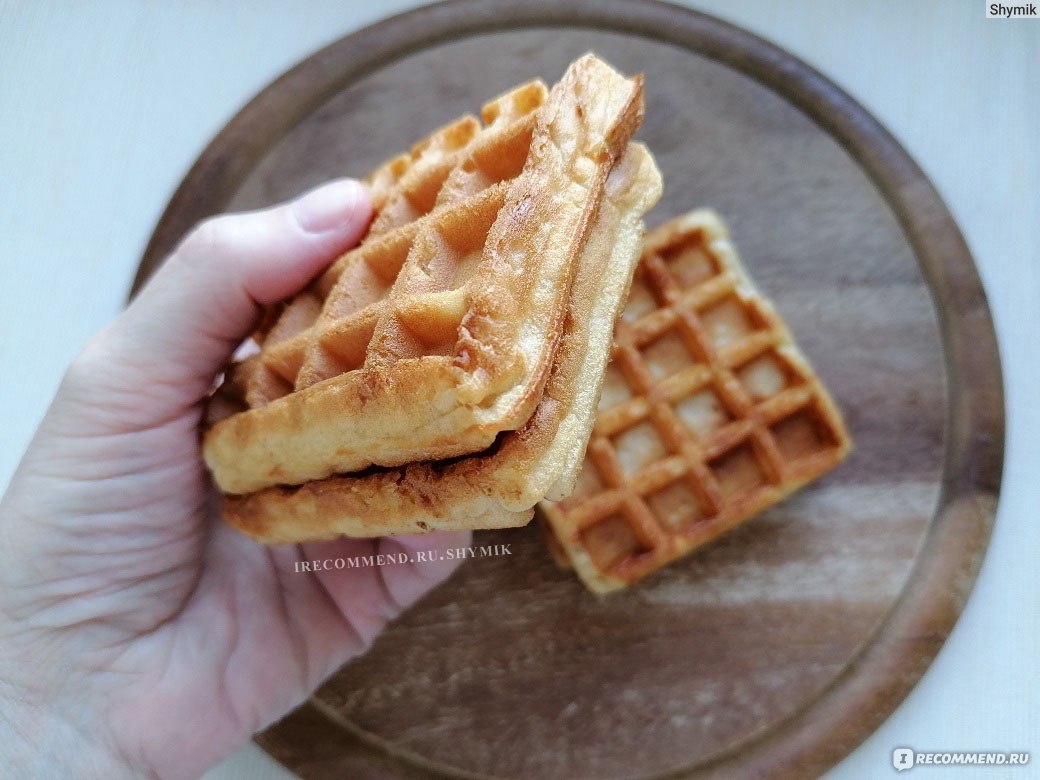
[539,210,851,593]
[203,54,645,496]
[222,145,662,542]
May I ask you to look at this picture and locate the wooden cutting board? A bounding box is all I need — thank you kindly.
[134,2,1004,778]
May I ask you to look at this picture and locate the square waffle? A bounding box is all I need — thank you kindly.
[203,54,645,496]
[540,210,851,593]
[221,144,662,542]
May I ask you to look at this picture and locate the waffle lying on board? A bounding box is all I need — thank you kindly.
[203,54,661,541]
[540,210,851,594]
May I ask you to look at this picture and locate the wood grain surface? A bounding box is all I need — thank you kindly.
[133,2,1003,778]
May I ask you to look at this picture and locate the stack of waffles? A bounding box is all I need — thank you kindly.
[202,54,664,543]
[539,210,851,593]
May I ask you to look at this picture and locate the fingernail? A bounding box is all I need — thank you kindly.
[293,179,367,233]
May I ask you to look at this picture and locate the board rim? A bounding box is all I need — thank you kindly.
[131,1,1006,777]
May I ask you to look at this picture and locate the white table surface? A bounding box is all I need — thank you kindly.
[1,1,1036,778]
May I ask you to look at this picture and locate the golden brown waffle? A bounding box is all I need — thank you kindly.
[540,210,851,594]
[203,54,645,496]
[222,144,662,542]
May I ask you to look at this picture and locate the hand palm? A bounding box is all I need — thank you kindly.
[0,182,467,779]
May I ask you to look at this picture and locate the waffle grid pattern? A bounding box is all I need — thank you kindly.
[234,81,549,408]
[542,211,850,592]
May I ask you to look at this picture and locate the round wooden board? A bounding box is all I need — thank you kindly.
[134,2,1004,778]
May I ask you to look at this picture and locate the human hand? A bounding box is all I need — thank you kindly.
[0,180,471,779]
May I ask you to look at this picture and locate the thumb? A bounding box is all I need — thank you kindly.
[79,178,372,412]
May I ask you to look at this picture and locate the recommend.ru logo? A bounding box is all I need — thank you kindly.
[892,748,1030,771]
